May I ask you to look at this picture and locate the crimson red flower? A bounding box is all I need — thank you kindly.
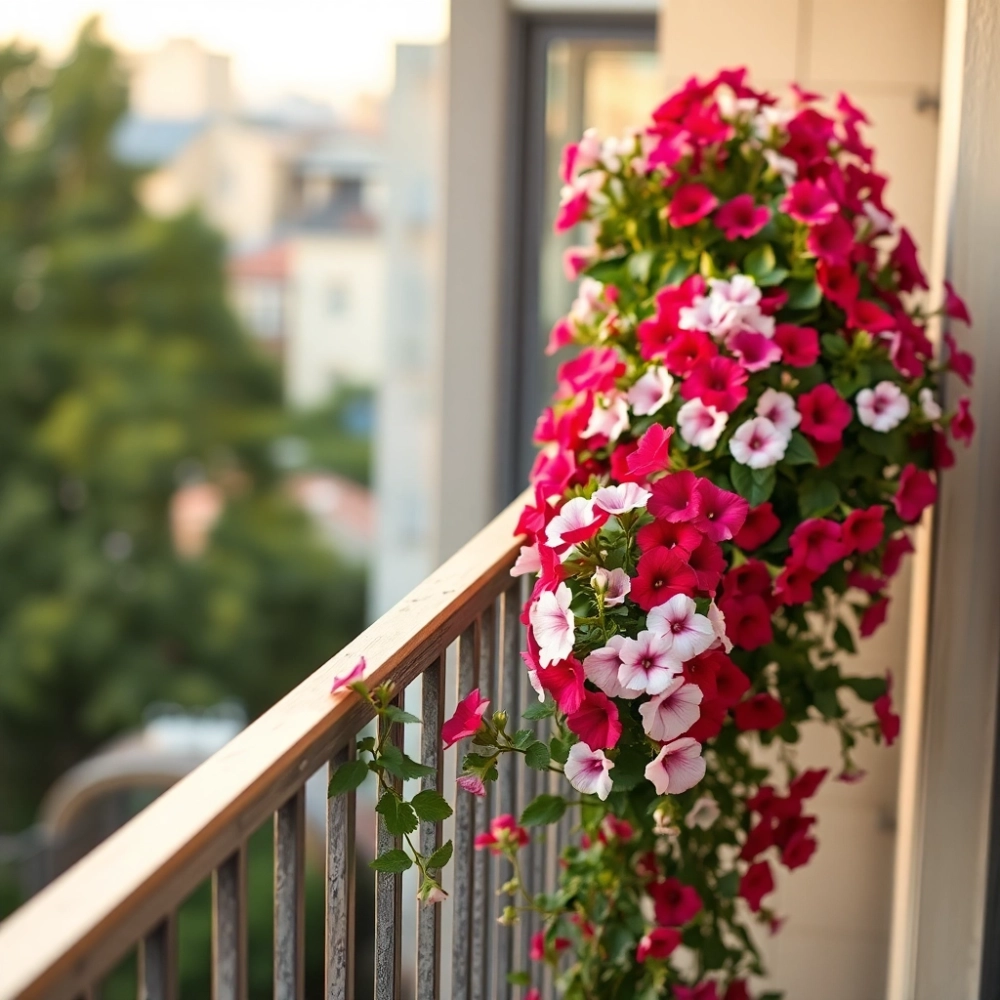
[806,214,854,264]
[683,649,724,699]
[848,298,896,333]
[740,861,775,913]
[650,877,702,925]
[734,693,785,732]
[789,517,844,573]
[692,478,749,541]
[536,656,585,714]
[842,506,885,554]
[847,569,886,594]
[944,332,974,385]
[723,560,773,600]
[627,423,673,478]
[882,533,915,576]
[688,536,725,592]
[951,397,975,445]
[718,594,773,650]
[810,435,843,467]
[610,439,640,482]
[735,502,781,551]
[648,470,702,523]
[636,927,681,963]
[554,189,588,232]
[789,768,828,800]
[781,828,818,869]
[474,814,529,854]
[723,980,752,1000]
[781,178,837,224]
[714,193,770,240]
[529,931,570,962]
[669,183,719,227]
[892,228,928,292]
[816,260,860,308]
[740,819,775,861]
[442,689,490,747]
[860,596,890,637]
[933,428,956,469]
[682,356,749,413]
[665,328,717,376]
[797,384,852,442]
[685,696,727,741]
[773,560,818,605]
[874,672,900,746]
[631,547,699,610]
[943,280,972,324]
[773,323,820,367]
[675,984,720,1000]
[567,688,622,750]
[637,519,702,554]
[894,464,937,522]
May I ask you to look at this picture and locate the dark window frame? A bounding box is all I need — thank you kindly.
[496,11,658,508]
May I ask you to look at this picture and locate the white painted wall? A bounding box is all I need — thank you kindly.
[129,38,234,121]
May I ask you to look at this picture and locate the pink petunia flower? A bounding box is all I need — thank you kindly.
[628,366,675,416]
[789,518,844,573]
[583,393,631,442]
[734,502,781,550]
[842,506,885,554]
[646,593,716,661]
[774,560,818,605]
[669,183,719,227]
[773,323,820,367]
[626,423,674,478]
[564,742,614,800]
[618,630,683,695]
[874,671,901,746]
[806,213,854,263]
[636,927,681,963]
[644,737,707,795]
[631,547,699,610]
[717,593,773,650]
[330,656,367,694]
[474,814,529,854]
[677,397,728,450]
[797,384,853,442]
[544,496,607,552]
[860,596,890,637]
[943,280,972,324]
[714,193,771,240]
[781,178,837,224]
[442,689,490,747]
[649,876,703,925]
[729,330,782,372]
[944,332,974,385]
[567,688,622,750]
[536,656,585,714]
[583,635,633,700]
[894,464,937,522]
[952,397,975,445]
[528,582,576,666]
[665,328,718,376]
[590,566,632,607]
[681,356,749,413]
[510,543,542,578]
[457,774,486,797]
[856,381,910,432]
[729,416,789,469]
[688,536,726,593]
[693,479,750,542]
[648,470,702,522]
[639,677,704,742]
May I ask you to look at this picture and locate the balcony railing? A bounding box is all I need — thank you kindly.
[0,492,559,1000]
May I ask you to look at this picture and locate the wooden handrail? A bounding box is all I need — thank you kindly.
[0,492,527,1000]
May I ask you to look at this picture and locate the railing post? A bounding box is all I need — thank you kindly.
[274,790,306,1000]
[139,914,177,1000]
[326,744,357,1000]
[213,848,248,1000]
[375,708,404,1000]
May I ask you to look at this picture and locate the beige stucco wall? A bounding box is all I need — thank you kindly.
[658,2,944,996]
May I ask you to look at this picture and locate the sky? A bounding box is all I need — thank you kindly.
[2,0,449,108]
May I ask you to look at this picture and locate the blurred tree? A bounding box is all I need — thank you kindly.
[0,22,366,832]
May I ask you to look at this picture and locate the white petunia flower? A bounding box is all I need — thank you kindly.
[639,677,704,742]
[918,387,942,421]
[755,388,801,439]
[646,593,716,662]
[728,416,789,469]
[628,367,675,416]
[856,381,910,433]
[564,742,614,800]
[677,398,728,451]
[528,583,575,667]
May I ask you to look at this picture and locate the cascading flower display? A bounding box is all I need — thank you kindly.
[451,68,975,998]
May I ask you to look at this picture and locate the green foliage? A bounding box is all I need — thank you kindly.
[521,793,567,826]
[0,25,365,833]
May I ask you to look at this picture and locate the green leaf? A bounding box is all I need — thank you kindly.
[798,479,841,518]
[369,849,412,873]
[585,254,629,283]
[383,705,422,725]
[522,701,554,721]
[833,620,856,654]
[785,279,822,310]
[357,736,377,754]
[731,461,776,506]
[525,741,551,770]
[376,791,419,836]
[744,243,776,280]
[821,333,849,359]
[511,728,535,749]
[843,675,888,702]
[507,972,532,987]
[410,788,453,822]
[549,736,570,765]
[628,250,655,285]
[661,259,694,287]
[717,870,740,898]
[327,759,370,797]
[814,688,843,719]
[426,839,454,869]
[757,267,789,287]
[379,743,436,780]
[520,793,567,827]
[784,431,818,466]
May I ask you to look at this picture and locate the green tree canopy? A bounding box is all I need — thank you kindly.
[0,22,366,830]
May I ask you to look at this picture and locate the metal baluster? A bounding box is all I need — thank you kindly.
[213,848,248,1000]
[452,620,480,1000]
[375,708,404,1000]
[275,790,306,1000]
[472,604,495,1000]
[139,915,177,1000]
[495,582,522,1000]
[417,654,446,1000]
[327,744,357,1000]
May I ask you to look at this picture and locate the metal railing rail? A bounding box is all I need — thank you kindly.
[0,492,539,1000]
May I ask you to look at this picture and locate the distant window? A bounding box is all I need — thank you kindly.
[327,281,350,317]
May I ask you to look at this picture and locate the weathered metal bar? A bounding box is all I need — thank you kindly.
[471,604,496,1000]
[326,745,356,1000]
[274,790,306,1000]
[417,655,446,1000]
[212,848,247,1000]
[494,581,522,1000]
[138,915,177,1000]
[374,712,404,1000]
[451,620,480,1000]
